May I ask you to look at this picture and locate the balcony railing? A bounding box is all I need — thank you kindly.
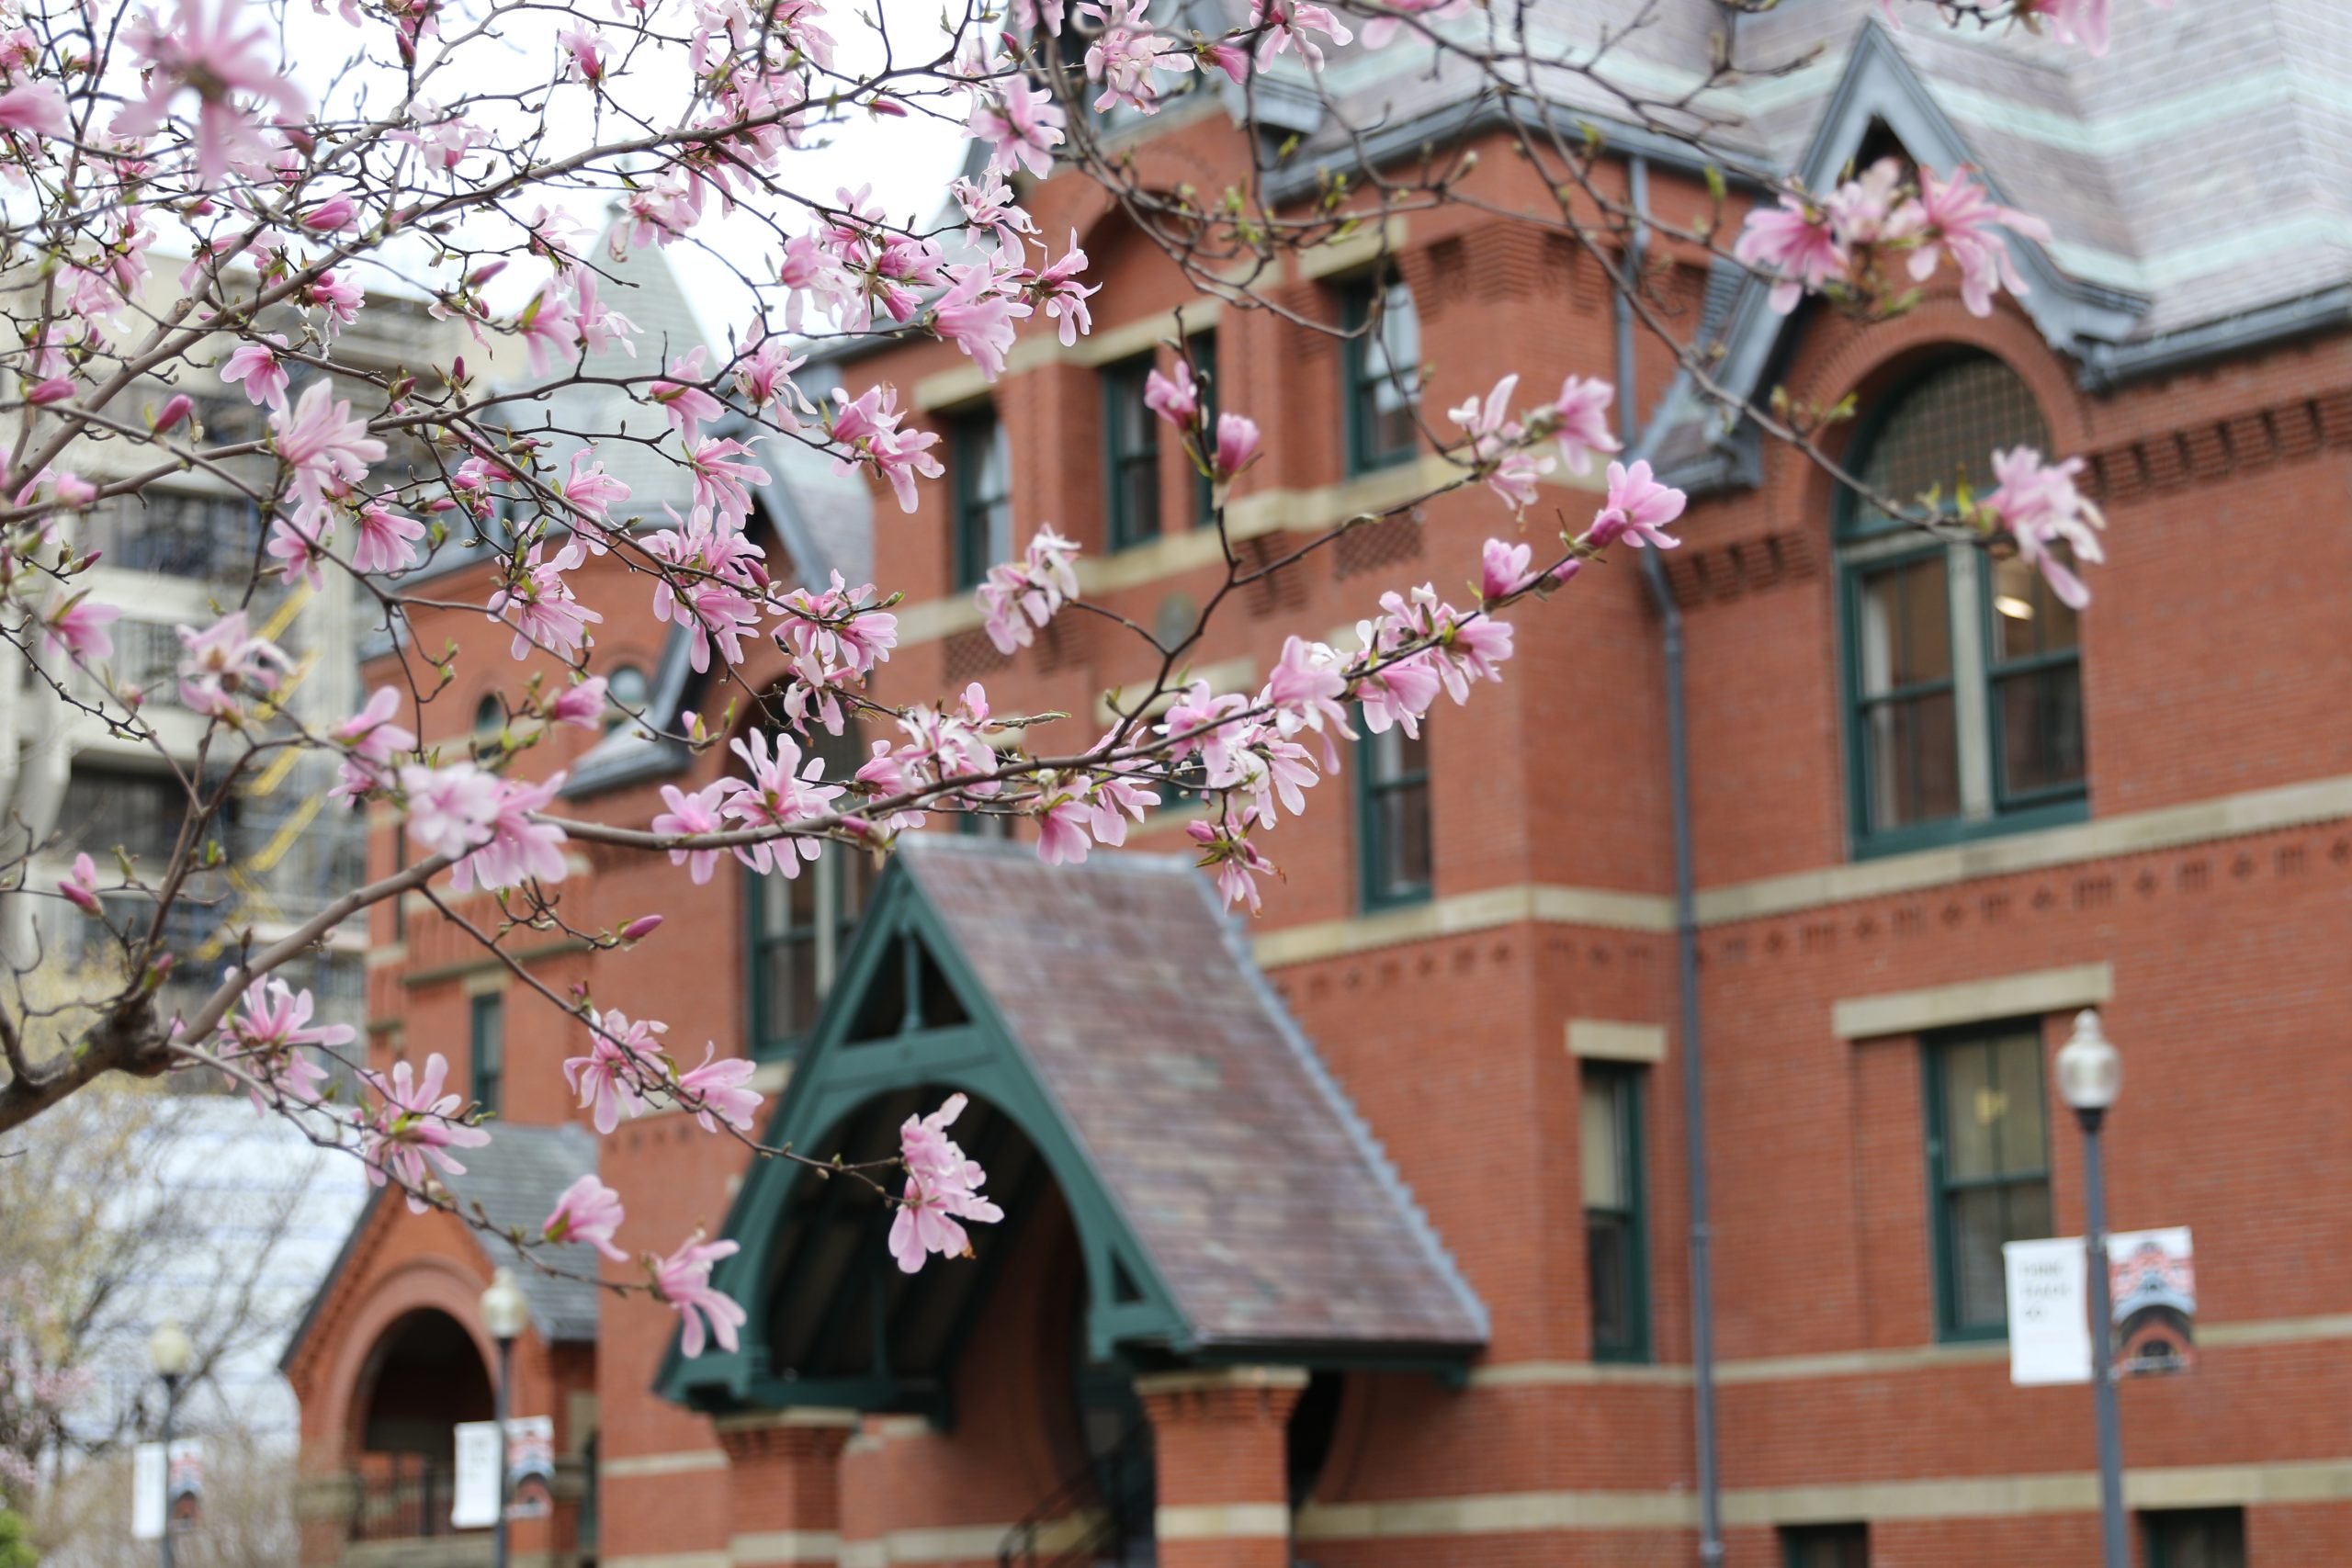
[346,1457,459,1541]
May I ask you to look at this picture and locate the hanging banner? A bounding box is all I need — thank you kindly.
[505,1416,557,1520]
[451,1421,502,1529]
[2004,1237,2091,1385]
[130,1440,203,1540]
[2109,1227,2196,1377]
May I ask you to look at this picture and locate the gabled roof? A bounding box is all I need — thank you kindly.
[280,1122,603,1371]
[660,837,1487,1416]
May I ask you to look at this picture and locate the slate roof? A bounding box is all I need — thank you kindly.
[442,1122,605,1344]
[899,834,1488,1355]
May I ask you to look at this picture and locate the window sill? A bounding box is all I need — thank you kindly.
[1852,795,2089,862]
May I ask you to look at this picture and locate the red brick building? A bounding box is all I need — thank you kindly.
[286,5,2352,1566]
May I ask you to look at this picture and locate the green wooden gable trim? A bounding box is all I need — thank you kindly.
[655,856,1191,1417]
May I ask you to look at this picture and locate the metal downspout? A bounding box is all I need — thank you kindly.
[1616,154,1724,1568]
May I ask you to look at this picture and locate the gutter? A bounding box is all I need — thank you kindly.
[1620,155,1725,1568]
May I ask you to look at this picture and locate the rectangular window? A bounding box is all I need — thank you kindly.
[1986,550,2086,810]
[951,410,1012,590]
[1340,275,1421,475]
[469,994,503,1116]
[2144,1508,2245,1568]
[749,848,870,1058]
[1355,718,1430,908]
[1102,355,1162,551]
[1782,1523,1870,1568]
[1583,1063,1650,1362]
[58,764,187,866]
[1926,1023,2052,1339]
[1851,549,1960,834]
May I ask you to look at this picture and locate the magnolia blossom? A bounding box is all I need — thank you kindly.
[1898,165,2052,319]
[932,265,1030,382]
[176,613,292,719]
[652,781,737,885]
[564,1010,665,1134]
[545,1173,629,1262]
[356,1053,492,1213]
[1213,412,1261,481]
[220,335,290,411]
[217,976,349,1110]
[351,503,425,574]
[447,773,570,892]
[1448,374,1552,513]
[1552,377,1621,474]
[677,1044,762,1134]
[1186,818,1277,914]
[548,676,608,729]
[487,541,602,660]
[1589,460,1687,550]
[654,1232,745,1357]
[272,380,386,505]
[399,761,503,861]
[1355,0,1474,48]
[1032,237,1097,348]
[1144,359,1200,427]
[650,348,724,440]
[1736,191,1844,314]
[115,0,308,182]
[889,1095,1003,1273]
[977,525,1082,656]
[331,687,416,801]
[969,73,1063,179]
[1982,446,2106,609]
[726,729,844,876]
[39,595,119,664]
[58,852,101,915]
[0,80,67,136]
[1250,0,1353,68]
[827,383,941,513]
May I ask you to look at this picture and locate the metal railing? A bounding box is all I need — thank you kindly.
[345,1456,458,1541]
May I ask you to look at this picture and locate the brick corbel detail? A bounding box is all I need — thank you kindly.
[1136,1368,1308,1568]
[715,1411,857,1564]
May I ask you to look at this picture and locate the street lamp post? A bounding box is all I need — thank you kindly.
[146,1321,192,1568]
[479,1269,530,1568]
[2057,1009,2127,1568]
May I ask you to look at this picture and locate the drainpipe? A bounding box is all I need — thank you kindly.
[1616,155,1724,1568]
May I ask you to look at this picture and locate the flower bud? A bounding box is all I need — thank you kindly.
[153,393,194,434]
[620,914,663,942]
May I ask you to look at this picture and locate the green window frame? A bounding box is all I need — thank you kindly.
[2143,1508,2245,1568]
[1340,273,1421,476]
[1102,354,1162,552]
[1924,1021,2053,1341]
[1582,1062,1650,1363]
[1837,355,2086,858]
[746,727,872,1060]
[1781,1523,1869,1568]
[1354,716,1430,909]
[951,408,1012,591]
[469,993,503,1116]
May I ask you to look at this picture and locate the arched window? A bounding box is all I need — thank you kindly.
[745,723,871,1058]
[472,694,503,735]
[604,664,648,733]
[1838,355,2086,853]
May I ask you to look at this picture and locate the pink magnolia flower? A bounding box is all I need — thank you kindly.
[272,380,385,504]
[1983,446,2106,609]
[1896,165,2052,320]
[561,451,632,530]
[1448,374,1551,513]
[1084,0,1193,115]
[266,508,331,591]
[827,383,941,514]
[351,502,424,575]
[1213,412,1261,481]
[654,1233,745,1357]
[976,525,1082,657]
[1552,376,1621,474]
[558,23,605,84]
[39,594,119,664]
[650,348,724,442]
[889,1095,1002,1273]
[1262,636,1352,765]
[1250,0,1353,68]
[686,436,770,524]
[1144,359,1200,427]
[331,686,415,801]
[26,378,74,406]
[58,852,102,915]
[1186,818,1277,914]
[1035,787,1094,865]
[1482,537,1536,602]
[968,73,1063,179]
[678,1044,762,1134]
[1826,158,1908,246]
[564,1009,665,1134]
[175,612,291,718]
[1031,236,1097,348]
[115,0,308,183]
[217,975,348,1111]
[724,730,843,876]
[0,81,67,137]
[220,335,290,411]
[448,772,570,892]
[932,265,1030,382]
[544,1173,628,1262]
[356,1053,492,1213]
[398,760,503,861]
[1199,39,1250,83]
[652,781,740,885]
[301,195,358,231]
[548,675,607,729]
[1355,0,1473,48]
[1736,191,1845,314]
[516,282,582,377]
[487,540,602,660]
[1589,460,1686,550]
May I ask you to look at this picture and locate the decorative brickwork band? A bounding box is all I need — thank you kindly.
[1136,1367,1308,1568]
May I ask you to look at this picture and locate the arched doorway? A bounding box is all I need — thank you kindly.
[347,1308,495,1540]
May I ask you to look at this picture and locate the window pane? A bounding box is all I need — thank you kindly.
[1586,1213,1630,1348]
[1849,357,2050,536]
[1115,456,1159,543]
[1939,1039,1999,1180]
[1368,282,1420,412]
[763,933,819,1039]
[1992,1032,2048,1175]
[1990,552,2081,660]
[1580,1077,1623,1209]
[1996,664,2086,798]
[1945,1185,2011,1327]
[1858,557,1952,692]
[1863,690,1960,829]
[1374,781,1431,893]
